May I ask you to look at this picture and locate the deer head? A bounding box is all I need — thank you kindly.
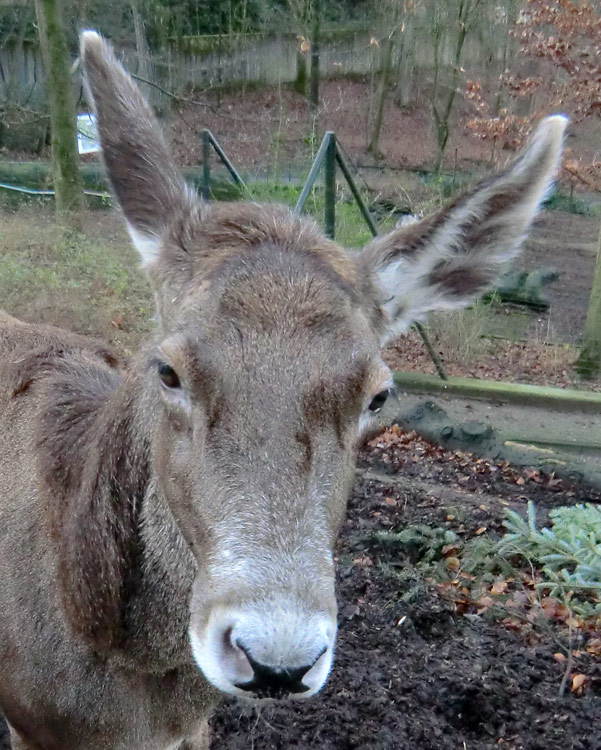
[80,31,566,701]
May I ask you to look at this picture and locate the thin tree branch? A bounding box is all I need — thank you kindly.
[128,72,280,125]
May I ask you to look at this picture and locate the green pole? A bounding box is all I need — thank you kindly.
[324,132,336,239]
[201,129,210,200]
[207,130,247,190]
[294,132,331,215]
[335,146,378,238]
[414,321,448,381]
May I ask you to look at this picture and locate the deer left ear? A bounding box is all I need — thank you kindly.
[359,115,568,342]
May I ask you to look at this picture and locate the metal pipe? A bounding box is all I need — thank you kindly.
[201,129,211,199]
[207,130,246,189]
[335,148,378,238]
[294,131,332,215]
[324,132,336,238]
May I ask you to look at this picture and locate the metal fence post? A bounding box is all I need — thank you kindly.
[294,132,331,215]
[202,129,211,200]
[334,145,378,238]
[207,130,247,191]
[324,132,336,239]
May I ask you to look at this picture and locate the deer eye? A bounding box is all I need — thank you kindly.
[368,389,390,413]
[158,362,181,389]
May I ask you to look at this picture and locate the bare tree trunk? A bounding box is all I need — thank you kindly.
[294,49,308,96]
[394,16,414,107]
[35,0,83,226]
[309,0,320,110]
[131,0,155,103]
[368,8,402,156]
[576,219,601,378]
[430,0,480,173]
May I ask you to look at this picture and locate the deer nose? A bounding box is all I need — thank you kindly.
[234,641,325,698]
[189,605,336,700]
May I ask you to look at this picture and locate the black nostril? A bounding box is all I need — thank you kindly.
[234,643,326,698]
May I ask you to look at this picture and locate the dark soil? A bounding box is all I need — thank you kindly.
[1,432,600,749]
[520,211,599,344]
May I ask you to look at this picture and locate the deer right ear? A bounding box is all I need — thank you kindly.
[80,31,191,266]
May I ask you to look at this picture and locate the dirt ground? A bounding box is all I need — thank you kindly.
[517,212,599,344]
[164,77,601,179]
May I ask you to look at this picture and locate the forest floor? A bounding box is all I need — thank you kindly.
[161,77,601,179]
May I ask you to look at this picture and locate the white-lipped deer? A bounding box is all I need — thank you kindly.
[0,31,566,750]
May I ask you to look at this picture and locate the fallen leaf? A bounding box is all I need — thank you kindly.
[476,526,487,535]
[553,652,566,664]
[586,638,601,656]
[571,673,587,692]
[491,580,508,595]
[442,543,461,556]
[476,595,495,613]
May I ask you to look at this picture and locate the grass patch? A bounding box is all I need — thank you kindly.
[427,299,496,364]
[0,207,153,353]
[544,187,601,217]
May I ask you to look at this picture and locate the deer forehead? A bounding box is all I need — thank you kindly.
[156,201,359,283]
[152,205,376,338]
[158,239,381,381]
